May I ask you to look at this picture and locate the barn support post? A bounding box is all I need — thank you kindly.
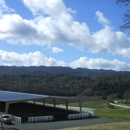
[65,100,68,110]
[42,99,45,105]
[53,99,56,108]
[79,100,82,112]
[5,102,9,114]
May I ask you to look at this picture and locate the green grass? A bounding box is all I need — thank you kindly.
[69,100,130,121]
[95,110,130,121]
[127,104,130,107]
[69,100,106,108]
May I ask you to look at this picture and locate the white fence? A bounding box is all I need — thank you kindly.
[28,115,54,122]
[110,103,130,109]
[67,112,94,120]
[10,115,22,123]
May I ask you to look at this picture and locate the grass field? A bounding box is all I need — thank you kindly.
[69,99,130,121]
[69,100,106,108]
[60,101,130,130]
[95,109,130,120]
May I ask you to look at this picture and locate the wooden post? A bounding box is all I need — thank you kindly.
[65,100,68,110]
[53,99,56,108]
[79,100,82,112]
[43,99,45,105]
[5,102,9,114]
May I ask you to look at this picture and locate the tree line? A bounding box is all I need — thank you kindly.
[0,73,130,99]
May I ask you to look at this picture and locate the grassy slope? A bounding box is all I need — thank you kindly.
[69,100,130,121]
[69,100,106,108]
[59,100,130,130]
[95,110,130,120]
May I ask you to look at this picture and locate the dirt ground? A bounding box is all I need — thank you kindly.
[59,121,130,130]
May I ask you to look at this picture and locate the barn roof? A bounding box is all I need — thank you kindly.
[0,90,82,114]
[0,90,79,101]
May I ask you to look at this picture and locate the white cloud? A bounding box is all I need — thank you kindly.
[0,49,130,71]
[0,0,91,46]
[91,26,115,54]
[95,11,110,25]
[22,0,75,17]
[91,26,130,57]
[52,47,64,53]
[0,50,66,66]
[0,0,14,17]
[0,0,130,58]
[69,57,130,71]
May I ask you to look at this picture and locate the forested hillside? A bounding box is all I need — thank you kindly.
[0,72,130,99]
[0,73,94,96]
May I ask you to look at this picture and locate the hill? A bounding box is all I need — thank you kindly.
[0,66,118,77]
[0,66,130,98]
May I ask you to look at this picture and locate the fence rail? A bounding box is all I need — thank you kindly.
[28,115,54,122]
[67,112,94,120]
[9,115,22,123]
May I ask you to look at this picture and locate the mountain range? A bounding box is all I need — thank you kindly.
[0,66,129,77]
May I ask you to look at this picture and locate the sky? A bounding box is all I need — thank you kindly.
[0,0,130,71]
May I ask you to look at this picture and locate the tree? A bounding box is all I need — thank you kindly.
[102,91,107,100]
[117,0,130,33]
[116,90,123,99]
[123,89,130,103]
[117,0,130,5]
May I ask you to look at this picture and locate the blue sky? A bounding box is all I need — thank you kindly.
[0,0,130,71]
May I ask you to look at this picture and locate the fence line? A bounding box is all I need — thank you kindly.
[28,115,54,122]
[110,103,130,109]
[67,112,94,120]
[9,115,22,123]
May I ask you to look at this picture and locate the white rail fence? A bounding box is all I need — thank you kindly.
[9,112,94,123]
[28,112,94,123]
[28,115,54,122]
[110,103,130,109]
[67,112,94,120]
[10,115,22,123]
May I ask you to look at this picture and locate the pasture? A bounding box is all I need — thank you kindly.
[69,99,130,121]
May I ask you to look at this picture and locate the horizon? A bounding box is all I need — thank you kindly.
[0,65,122,72]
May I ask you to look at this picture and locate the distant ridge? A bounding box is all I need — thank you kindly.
[0,66,130,97]
[0,66,129,77]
